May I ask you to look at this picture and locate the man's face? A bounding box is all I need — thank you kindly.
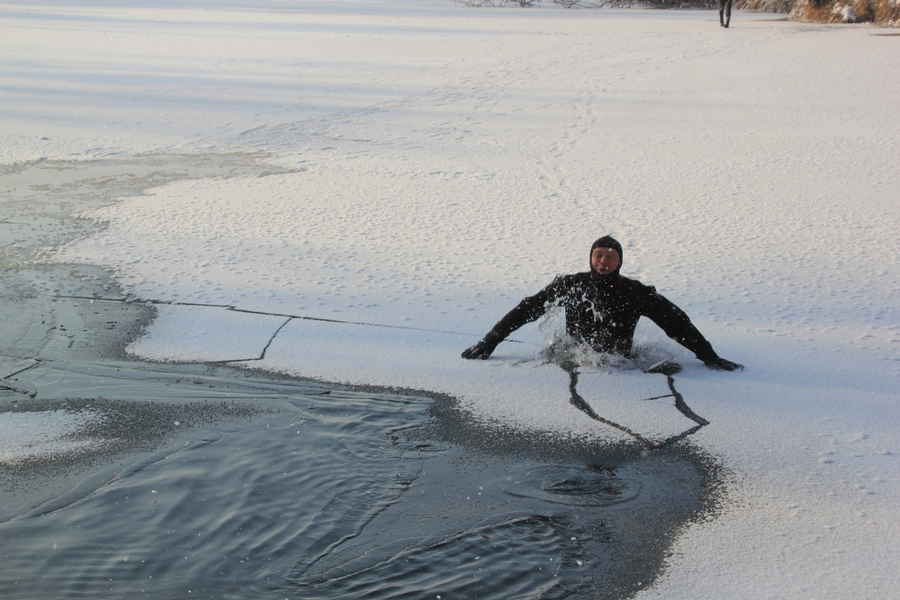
[591,247,621,275]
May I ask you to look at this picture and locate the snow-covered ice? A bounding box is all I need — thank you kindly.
[0,409,105,466]
[129,304,290,363]
[4,1,899,598]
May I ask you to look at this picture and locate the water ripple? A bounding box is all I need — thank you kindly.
[503,464,641,507]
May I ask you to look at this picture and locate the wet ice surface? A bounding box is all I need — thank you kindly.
[1,361,711,600]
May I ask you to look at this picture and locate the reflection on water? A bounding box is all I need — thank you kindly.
[1,361,716,600]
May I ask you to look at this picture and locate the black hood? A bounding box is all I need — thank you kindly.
[589,235,623,277]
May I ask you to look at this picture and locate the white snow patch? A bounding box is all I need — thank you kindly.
[127,304,289,362]
[0,410,105,465]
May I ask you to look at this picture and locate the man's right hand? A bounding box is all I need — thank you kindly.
[461,339,497,360]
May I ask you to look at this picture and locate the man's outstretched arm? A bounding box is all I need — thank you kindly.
[461,282,558,360]
[642,288,743,371]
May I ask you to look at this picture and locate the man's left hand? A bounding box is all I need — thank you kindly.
[704,357,744,371]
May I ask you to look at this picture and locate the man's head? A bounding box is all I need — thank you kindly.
[590,235,622,276]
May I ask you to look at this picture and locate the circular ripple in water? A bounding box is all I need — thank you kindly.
[503,464,641,507]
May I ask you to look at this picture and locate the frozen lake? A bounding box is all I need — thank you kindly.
[2,2,899,598]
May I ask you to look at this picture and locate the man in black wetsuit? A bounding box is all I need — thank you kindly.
[461,235,742,371]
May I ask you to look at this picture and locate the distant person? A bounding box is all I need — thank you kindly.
[719,0,733,28]
[461,235,742,371]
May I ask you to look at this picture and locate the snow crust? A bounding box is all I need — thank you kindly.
[4,2,899,598]
[0,410,104,465]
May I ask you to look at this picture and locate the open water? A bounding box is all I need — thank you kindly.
[1,359,715,600]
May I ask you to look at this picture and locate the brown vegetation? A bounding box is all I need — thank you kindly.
[790,0,900,24]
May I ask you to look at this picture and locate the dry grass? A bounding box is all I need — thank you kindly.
[874,0,900,23]
[790,0,900,24]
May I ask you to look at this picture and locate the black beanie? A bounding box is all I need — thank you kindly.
[589,235,623,274]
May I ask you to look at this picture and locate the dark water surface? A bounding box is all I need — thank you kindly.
[2,363,430,599]
[2,360,715,600]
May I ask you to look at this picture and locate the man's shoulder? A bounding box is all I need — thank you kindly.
[537,272,591,296]
[617,274,657,295]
